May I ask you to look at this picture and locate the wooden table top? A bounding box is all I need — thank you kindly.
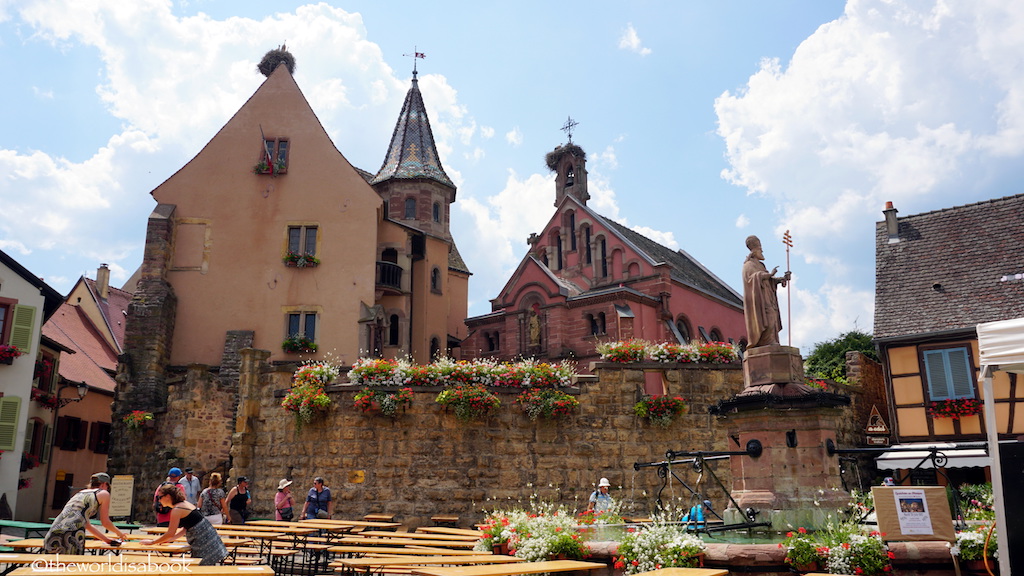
[335,555,523,569]
[0,553,201,565]
[336,537,476,549]
[632,569,730,576]
[410,560,607,576]
[10,565,273,576]
[328,546,485,557]
[3,539,191,555]
[415,528,483,538]
[300,519,402,529]
[360,531,478,542]
[245,520,351,532]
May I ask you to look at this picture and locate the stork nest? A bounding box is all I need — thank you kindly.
[544,143,586,172]
[258,47,296,77]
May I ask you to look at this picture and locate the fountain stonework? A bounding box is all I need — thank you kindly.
[714,236,851,530]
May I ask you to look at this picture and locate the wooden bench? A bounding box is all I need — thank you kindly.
[361,531,479,542]
[10,567,273,576]
[365,514,396,522]
[330,546,484,558]
[416,528,482,538]
[410,560,607,576]
[430,515,460,528]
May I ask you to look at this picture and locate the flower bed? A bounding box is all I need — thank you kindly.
[615,522,706,574]
[347,357,576,389]
[598,340,739,364]
[779,525,894,575]
[475,503,588,561]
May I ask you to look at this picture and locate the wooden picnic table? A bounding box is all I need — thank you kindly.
[0,521,53,540]
[302,519,402,530]
[632,569,729,576]
[415,528,482,538]
[337,532,477,545]
[9,565,273,576]
[3,539,191,555]
[329,546,485,558]
[335,555,522,572]
[360,532,478,542]
[0,553,201,566]
[410,560,607,576]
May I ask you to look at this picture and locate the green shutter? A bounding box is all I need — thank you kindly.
[923,350,951,400]
[9,305,37,354]
[948,348,974,398]
[923,347,975,401]
[41,424,52,463]
[0,396,22,451]
[23,419,35,453]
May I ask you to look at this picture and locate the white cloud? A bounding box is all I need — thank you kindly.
[592,145,618,170]
[735,214,750,228]
[506,127,523,147]
[630,226,677,250]
[480,126,495,139]
[715,1,1024,339]
[618,23,651,56]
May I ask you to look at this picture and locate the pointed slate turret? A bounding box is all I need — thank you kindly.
[371,73,454,189]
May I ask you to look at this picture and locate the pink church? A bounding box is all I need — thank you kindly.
[462,143,746,370]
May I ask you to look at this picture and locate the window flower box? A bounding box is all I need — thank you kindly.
[927,397,982,419]
[0,344,24,365]
[353,387,413,418]
[283,251,320,268]
[122,410,154,432]
[282,334,318,353]
[253,158,287,175]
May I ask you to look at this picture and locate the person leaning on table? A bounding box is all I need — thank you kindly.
[141,483,227,565]
[44,472,128,554]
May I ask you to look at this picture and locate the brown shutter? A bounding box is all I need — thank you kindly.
[77,419,88,449]
[89,421,101,451]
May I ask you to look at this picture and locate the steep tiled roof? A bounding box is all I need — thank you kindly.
[370,76,454,189]
[448,242,471,275]
[84,278,132,352]
[600,217,743,307]
[42,303,118,393]
[874,194,1024,339]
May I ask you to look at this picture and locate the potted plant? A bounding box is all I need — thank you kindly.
[0,344,24,365]
[516,388,579,420]
[30,388,58,410]
[282,333,318,353]
[283,250,320,268]
[614,522,706,574]
[927,397,983,419]
[780,527,823,572]
[435,384,500,421]
[633,395,687,427]
[122,410,154,431]
[954,524,998,574]
[353,387,413,417]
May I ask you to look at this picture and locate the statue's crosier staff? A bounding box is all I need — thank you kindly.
[783,230,793,347]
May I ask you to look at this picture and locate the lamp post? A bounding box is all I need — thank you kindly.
[39,381,89,519]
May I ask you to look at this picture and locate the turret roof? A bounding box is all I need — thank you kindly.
[371,75,454,189]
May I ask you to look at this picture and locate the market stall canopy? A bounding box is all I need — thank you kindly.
[875,442,990,470]
[977,317,1024,374]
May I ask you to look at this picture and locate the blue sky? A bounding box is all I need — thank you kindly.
[2,1,1023,353]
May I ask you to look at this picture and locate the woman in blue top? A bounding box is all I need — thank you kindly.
[301,476,333,519]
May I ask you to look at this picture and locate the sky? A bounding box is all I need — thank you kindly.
[2,0,1023,354]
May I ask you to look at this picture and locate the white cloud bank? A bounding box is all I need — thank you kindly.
[715,0,1024,347]
[618,23,651,56]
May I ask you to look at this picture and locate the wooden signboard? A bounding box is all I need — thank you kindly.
[871,486,955,542]
[109,474,135,519]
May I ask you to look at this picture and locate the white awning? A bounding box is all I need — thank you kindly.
[875,442,991,470]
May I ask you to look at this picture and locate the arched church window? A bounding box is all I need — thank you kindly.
[555,233,563,270]
[709,328,723,343]
[388,314,400,346]
[430,337,441,360]
[584,226,592,264]
[430,267,441,292]
[675,317,692,344]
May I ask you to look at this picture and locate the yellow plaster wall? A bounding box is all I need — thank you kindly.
[887,345,919,375]
[892,376,923,405]
[897,407,929,436]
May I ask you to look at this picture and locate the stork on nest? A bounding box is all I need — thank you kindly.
[258,43,295,77]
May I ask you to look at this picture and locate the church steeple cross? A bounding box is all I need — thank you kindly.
[561,116,579,143]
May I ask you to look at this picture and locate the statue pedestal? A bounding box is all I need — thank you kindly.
[723,408,849,530]
[740,345,811,396]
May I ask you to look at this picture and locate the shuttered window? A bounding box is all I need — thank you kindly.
[923,347,974,401]
[0,396,22,451]
[9,305,36,354]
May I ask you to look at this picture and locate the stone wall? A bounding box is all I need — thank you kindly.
[113,354,881,527]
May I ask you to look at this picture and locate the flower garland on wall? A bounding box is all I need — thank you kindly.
[597,340,739,364]
[281,360,339,429]
[347,357,576,389]
[633,395,687,427]
[353,387,413,418]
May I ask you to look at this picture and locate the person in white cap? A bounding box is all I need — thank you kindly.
[275,479,295,520]
[587,477,613,513]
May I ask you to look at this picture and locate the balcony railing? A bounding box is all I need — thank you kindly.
[376,261,403,291]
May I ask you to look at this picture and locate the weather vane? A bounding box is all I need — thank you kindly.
[782,230,793,347]
[403,47,426,77]
[561,116,579,143]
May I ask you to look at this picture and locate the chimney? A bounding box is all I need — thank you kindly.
[883,201,899,244]
[96,263,110,300]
